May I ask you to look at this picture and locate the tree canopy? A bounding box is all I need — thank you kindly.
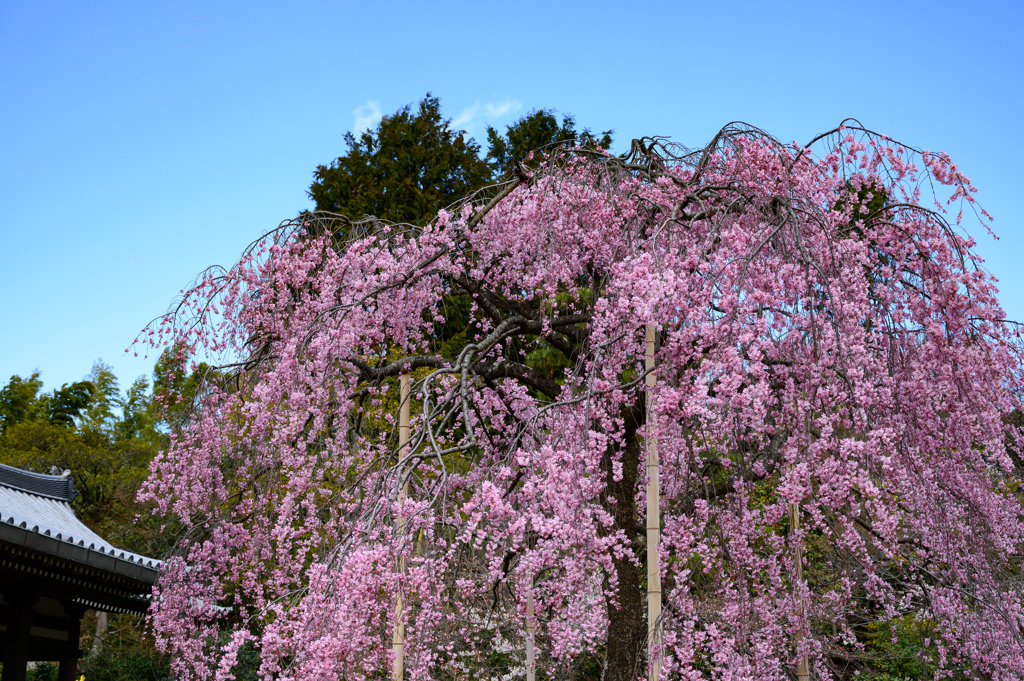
[0,361,172,554]
[485,108,612,176]
[308,94,491,225]
[142,124,1024,680]
[0,371,96,431]
[308,96,613,227]
[0,372,45,432]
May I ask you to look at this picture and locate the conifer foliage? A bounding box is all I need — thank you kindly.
[142,122,1024,680]
[308,94,490,225]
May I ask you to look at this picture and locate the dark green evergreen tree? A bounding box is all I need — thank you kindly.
[309,96,614,227]
[309,93,491,225]
[485,108,613,177]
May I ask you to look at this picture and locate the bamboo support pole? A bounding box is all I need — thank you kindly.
[646,325,662,681]
[393,372,411,681]
[790,500,809,681]
[526,580,536,681]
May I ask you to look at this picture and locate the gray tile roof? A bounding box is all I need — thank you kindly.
[0,463,77,501]
[0,463,160,581]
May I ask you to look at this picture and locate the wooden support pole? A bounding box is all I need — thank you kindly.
[57,657,80,681]
[58,604,84,681]
[393,372,411,681]
[1,590,38,681]
[646,324,662,681]
[526,580,536,681]
[790,501,809,681]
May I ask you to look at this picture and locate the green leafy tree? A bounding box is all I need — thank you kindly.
[485,108,613,176]
[152,344,210,432]
[81,360,120,429]
[45,380,94,427]
[0,372,44,433]
[2,371,105,431]
[118,375,158,442]
[0,364,178,547]
[77,612,171,681]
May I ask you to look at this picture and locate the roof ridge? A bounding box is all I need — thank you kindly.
[0,462,77,502]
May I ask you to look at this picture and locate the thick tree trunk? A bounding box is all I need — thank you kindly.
[600,408,646,681]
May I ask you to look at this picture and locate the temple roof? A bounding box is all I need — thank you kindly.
[0,462,160,585]
[0,463,77,501]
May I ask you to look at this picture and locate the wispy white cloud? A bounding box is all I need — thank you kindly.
[352,97,521,141]
[452,104,480,130]
[353,100,383,135]
[452,98,522,139]
[484,99,518,119]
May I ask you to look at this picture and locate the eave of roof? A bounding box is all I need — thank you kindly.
[0,517,161,584]
[0,471,161,585]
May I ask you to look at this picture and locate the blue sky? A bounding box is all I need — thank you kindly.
[2,1,1022,393]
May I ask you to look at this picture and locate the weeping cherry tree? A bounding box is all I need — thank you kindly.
[140,122,1024,680]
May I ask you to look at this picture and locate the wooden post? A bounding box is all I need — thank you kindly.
[57,656,80,681]
[393,372,411,681]
[790,501,809,681]
[526,580,536,681]
[1,590,37,681]
[645,324,662,681]
[58,604,85,681]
